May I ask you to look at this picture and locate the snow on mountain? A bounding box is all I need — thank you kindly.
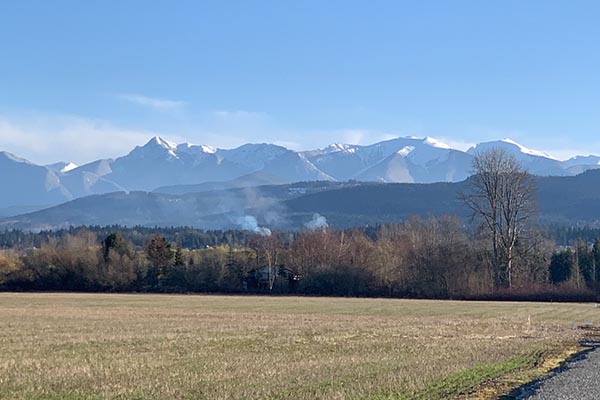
[562,155,600,175]
[302,143,359,158]
[422,136,452,149]
[261,151,335,182]
[4,135,600,212]
[468,138,556,160]
[354,151,417,183]
[58,139,331,192]
[60,162,79,173]
[354,136,454,167]
[307,136,462,182]
[177,143,217,156]
[215,143,335,182]
[352,142,472,183]
[101,138,243,191]
[397,146,415,157]
[564,155,600,167]
[217,143,290,171]
[71,159,114,177]
[46,161,79,174]
[0,151,72,208]
[59,159,124,198]
[467,139,567,176]
[500,138,556,159]
[306,146,367,181]
[127,136,180,160]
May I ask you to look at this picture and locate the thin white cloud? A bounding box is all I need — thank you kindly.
[4,108,597,167]
[341,129,368,145]
[0,113,181,164]
[212,110,268,120]
[117,93,187,111]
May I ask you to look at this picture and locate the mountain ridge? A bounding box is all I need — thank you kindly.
[2,135,600,211]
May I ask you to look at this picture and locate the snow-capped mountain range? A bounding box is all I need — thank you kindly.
[1,136,599,211]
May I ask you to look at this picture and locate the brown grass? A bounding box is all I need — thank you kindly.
[0,293,598,399]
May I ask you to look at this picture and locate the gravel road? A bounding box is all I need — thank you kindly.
[523,346,600,400]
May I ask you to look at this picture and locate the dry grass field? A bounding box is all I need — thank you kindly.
[0,293,598,400]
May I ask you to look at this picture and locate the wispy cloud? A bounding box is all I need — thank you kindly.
[0,113,181,164]
[212,110,267,120]
[117,93,187,111]
[340,129,368,145]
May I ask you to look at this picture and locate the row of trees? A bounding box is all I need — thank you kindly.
[0,217,597,300]
[550,239,600,290]
[0,148,598,300]
[0,226,253,249]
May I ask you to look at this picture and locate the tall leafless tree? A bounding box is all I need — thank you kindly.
[462,148,536,288]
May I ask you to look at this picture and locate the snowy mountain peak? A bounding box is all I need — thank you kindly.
[146,136,177,150]
[499,138,556,159]
[137,136,179,158]
[467,139,557,160]
[7,134,600,212]
[422,137,451,149]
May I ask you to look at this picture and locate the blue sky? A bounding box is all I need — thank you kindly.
[1,0,600,164]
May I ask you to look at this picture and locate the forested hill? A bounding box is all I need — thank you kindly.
[3,170,600,231]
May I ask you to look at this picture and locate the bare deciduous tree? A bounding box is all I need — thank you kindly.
[462,148,536,288]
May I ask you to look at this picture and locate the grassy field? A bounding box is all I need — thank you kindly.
[0,294,598,400]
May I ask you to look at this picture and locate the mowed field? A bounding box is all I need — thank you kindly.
[0,294,599,400]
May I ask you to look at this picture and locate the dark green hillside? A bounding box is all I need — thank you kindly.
[285,181,467,215]
[536,169,600,223]
[4,170,600,230]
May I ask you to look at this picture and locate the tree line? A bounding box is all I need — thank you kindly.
[0,149,599,301]
[0,226,253,250]
[0,217,596,300]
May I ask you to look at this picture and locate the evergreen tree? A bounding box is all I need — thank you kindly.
[102,232,130,262]
[174,246,185,267]
[145,235,173,289]
[576,239,594,288]
[593,237,600,291]
[549,249,574,284]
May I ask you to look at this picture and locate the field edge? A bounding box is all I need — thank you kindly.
[372,343,586,400]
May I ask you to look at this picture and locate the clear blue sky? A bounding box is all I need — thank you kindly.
[1,0,600,163]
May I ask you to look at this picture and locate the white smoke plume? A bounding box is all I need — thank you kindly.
[304,213,328,230]
[238,215,272,236]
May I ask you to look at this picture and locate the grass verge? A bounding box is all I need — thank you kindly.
[373,344,584,400]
